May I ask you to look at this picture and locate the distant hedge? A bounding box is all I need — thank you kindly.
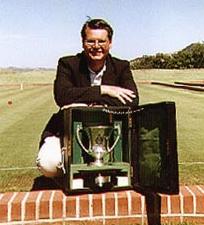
[130,42,204,69]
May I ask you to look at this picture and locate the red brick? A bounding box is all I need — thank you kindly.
[0,192,15,222]
[24,191,39,221]
[181,186,194,213]
[117,191,128,216]
[11,192,27,221]
[170,194,181,214]
[1,185,204,224]
[65,195,76,217]
[39,191,52,219]
[160,194,168,214]
[130,191,143,215]
[52,190,64,219]
[105,192,115,216]
[188,186,204,214]
[92,193,102,216]
[79,194,89,217]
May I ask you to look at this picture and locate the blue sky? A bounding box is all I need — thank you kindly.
[0,0,204,68]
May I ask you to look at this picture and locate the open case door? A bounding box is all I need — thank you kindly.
[131,101,179,194]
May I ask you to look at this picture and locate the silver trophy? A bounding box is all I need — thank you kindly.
[76,124,121,167]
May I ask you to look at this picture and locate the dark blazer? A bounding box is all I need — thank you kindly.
[54,52,139,107]
[40,52,139,145]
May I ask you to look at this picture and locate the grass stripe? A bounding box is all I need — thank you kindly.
[0,69,204,191]
[0,86,57,170]
[0,86,53,113]
[0,86,54,133]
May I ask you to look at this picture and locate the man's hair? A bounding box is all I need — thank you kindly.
[81,18,113,41]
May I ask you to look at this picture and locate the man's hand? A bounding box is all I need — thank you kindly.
[101,85,136,104]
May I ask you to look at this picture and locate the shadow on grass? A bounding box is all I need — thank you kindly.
[31,175,62,191]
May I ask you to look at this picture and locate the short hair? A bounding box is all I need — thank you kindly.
[81,18,113,41]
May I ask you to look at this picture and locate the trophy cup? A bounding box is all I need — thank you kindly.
[76,124,121,167]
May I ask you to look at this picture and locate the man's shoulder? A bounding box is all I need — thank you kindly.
[58,53,83,65]
[108,55,130,69]
[59,53,82,61]
[108,55,129,65]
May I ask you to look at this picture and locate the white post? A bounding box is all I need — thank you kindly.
[20,83,23,90]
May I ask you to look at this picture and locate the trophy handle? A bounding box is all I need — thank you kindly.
[76,124,91,154]
[107,123,121,152]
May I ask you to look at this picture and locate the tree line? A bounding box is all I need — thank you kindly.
[130,42,204,69]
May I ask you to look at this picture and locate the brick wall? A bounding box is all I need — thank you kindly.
[0,185,204,225]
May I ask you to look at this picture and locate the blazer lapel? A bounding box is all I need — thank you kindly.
[78,53,117,86]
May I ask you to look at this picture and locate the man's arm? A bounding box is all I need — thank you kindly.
[54,57,139,108]
[100,60,139,107]
[54,57,104,107]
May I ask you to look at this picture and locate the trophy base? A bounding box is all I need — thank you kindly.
[89,160,105,167]
[69,162,131,192]
[95,173,111,187]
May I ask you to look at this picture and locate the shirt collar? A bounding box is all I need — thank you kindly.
[88,62,106,75]
[88,62,106,86]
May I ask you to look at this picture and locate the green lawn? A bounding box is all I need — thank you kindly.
[0,69,204,192]
[0,70,57,191]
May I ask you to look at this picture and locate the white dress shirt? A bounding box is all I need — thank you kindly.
[88,63,106,86]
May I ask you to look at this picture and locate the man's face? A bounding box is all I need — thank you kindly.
[83,27,112,62]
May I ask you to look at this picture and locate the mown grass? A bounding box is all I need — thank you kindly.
[0,70,57,191]
[133,68,204,83]
[0,69,204,192]
[0,69,55,84]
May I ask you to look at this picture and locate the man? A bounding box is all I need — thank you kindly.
[37,18,139,177]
